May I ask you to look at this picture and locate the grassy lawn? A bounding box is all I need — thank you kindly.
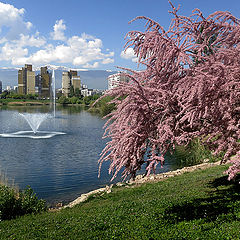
[0,99,50,106]
[0,165,240,239]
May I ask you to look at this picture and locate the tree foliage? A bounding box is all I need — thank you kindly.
[99,2,240,181]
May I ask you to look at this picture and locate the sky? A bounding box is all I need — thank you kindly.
[0,0,239,71]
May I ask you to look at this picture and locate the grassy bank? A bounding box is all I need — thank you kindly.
[0,165,239,239]
[0,99,50,106]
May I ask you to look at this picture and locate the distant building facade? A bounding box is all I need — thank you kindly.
[107,72,129,90]
[6,86,12,91]
[81,88,93,97]
[62,72,71,97]
[62,70,81,97]
[35,74,42,95]
[13,86,18,93]
[41,67,51,97]
[0,81,2,94]
[70,70,81,91]
[35,66,51,98]
[18,64,35,95]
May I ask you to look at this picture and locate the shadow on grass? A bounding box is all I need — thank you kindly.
[164,174,240,223]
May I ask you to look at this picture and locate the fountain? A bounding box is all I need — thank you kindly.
[0,70,65,139]
[51,68,56,118]
[19,113,50,134]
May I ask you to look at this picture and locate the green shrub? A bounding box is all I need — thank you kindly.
[17,186,46,216]
[58,96,70,105]
[69,96,79,104]
[89,95,116,116]
[0,185,46,220]
[172,138,223,167]
[77,99,83,104]
[0,185,18,220]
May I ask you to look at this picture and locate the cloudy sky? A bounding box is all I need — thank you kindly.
[0,0,239,70]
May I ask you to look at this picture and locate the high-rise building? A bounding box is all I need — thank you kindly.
[35,67,51,97]
[107,72,129,90]
[69,70,77,77]
[18,68,24,94]
[62,72,71,97]
[0,81,2,94]
[69,70,81,91]
[26,71,35,95]
[35,74,42,95]
[72,75,81,91]
[40,67,51,97]
[62,70,81,97]
[18,64,35,95]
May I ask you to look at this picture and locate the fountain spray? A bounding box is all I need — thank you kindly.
[51,69,56,118]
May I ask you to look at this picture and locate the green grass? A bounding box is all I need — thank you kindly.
[0,165,240,239]
[0,99,50,104]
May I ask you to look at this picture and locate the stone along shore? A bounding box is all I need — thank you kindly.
[62,160,222,209]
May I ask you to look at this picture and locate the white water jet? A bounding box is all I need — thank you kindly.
[19,113,50,134]
[51,69,56,118]
[0,113,65,139]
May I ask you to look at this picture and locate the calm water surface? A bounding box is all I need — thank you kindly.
[0,105,184,205]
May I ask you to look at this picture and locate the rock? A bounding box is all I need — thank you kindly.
[135,174,143,180]
[105,185,112,194]
[63,160,224,209]
[116,182,124,187]
[203,158,209,163]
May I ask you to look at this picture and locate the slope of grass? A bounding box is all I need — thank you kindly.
[0,165,239,239]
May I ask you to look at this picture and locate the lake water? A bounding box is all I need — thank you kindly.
[0,105,185,205]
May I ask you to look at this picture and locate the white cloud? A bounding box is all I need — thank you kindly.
[0,42,28,62]
[0,2,32,40]
[73,56,89,65]
[120,47,138,63]
[0,3,114,69]
[106,51,114,57]
[102,58,114,64]
[88,39,102,48]
[17,33,46,47]
[83,62,99,69]
[0,32,46,64]
[2,33,114,68]
[50,19,66,41]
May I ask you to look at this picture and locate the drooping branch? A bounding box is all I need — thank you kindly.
[99,2,240,181]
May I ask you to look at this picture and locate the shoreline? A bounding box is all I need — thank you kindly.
[54,160,222,210]
[0,101,49,106]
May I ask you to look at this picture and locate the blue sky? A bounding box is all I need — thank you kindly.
[0,0,239,71]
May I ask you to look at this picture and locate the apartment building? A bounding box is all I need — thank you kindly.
[18,64,35,95]
[107,72,129,90]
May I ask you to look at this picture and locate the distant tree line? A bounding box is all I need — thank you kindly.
[58,94,101,106]
[0,90,38,100]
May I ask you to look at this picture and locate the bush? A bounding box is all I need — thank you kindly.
[69,96,79,104]
[0,185,17,220]
[172,138,223,168]
[18,186,46,216]
[58,96,70,105]
[82,96,92,105]
[89,95,116,116]
[0,185,46,220]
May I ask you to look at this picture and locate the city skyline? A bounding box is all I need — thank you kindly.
[0,0,239,71]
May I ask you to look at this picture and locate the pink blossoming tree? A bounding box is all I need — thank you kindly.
[99,2,240,181]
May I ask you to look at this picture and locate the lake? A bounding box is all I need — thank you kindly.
[0,105,185,205]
